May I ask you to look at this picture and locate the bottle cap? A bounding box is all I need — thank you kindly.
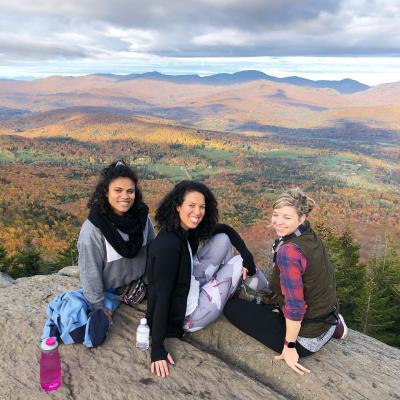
[46,337,56,346]
[140,318,147,325]
[41,337,58,351]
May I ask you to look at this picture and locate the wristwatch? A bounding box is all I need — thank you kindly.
[284,339,296,348]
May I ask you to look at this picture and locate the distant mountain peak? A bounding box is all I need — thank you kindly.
[109,70,369,94]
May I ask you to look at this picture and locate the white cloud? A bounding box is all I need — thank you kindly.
[192,30,253,46]
[104,27,156,52]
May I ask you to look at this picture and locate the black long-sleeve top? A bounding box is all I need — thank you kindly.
[146,223,255,362]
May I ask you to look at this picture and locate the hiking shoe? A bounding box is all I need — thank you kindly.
[234,281,276,305]
[333,314,348,339]
[232,281,255,301]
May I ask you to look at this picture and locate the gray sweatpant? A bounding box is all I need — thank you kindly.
[183,233,269,332]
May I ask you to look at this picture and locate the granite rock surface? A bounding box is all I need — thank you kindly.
[0,271,283,400]
[1,267,399,400]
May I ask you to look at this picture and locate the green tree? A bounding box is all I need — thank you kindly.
[360,239,400,347]
[0,243,8,272]
[7,240,42,279]
[331,229,366,330]
[53,237,78,270]
[314,223,366,330]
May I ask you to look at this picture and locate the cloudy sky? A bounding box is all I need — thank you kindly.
[1,0,399,84]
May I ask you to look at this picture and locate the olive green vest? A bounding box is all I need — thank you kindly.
[269,226,337,338]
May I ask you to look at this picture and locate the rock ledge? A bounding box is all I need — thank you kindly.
[1,269,399,400]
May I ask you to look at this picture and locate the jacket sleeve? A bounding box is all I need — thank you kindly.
[149,238,182,362]
[276,243,307,321]
[77,222,106,310]
[146,217,156,244]
[214,223,256,276]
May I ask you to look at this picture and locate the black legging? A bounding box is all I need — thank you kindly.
[224,298,313,357]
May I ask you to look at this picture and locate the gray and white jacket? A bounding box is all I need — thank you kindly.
[77,217,155,309]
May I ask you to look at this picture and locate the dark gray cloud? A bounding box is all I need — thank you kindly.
[0,0,399,62]
[84,0,340,31]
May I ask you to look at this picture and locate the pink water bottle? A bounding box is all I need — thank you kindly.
[40,337,62,392]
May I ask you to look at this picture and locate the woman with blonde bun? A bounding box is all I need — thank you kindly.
[224,188,347,375]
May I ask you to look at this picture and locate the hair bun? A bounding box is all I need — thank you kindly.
[273,187,316,216]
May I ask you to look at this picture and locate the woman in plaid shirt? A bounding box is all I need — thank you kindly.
[224,188,348,375]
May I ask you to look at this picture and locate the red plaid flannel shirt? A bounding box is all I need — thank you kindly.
[276,242,307,321]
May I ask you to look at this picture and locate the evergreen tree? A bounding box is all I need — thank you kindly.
[330,229,366,331]
[53,237,78,270]
[7,240,42,279]
[0,243,8,272]
[360,239,400,347]
[314,222,366,330]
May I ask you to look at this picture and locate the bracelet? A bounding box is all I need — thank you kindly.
[284,339,296,348]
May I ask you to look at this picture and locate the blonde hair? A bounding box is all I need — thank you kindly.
[272,188,315,217]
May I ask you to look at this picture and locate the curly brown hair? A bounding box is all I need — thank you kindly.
[155,180,218,241]
[87,160,146,214]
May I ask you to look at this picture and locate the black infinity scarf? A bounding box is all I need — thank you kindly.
[88,203,149,258]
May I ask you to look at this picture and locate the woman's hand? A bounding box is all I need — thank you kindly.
[274,347,310,375]
[242,267,249,280]
[150,353,175,378]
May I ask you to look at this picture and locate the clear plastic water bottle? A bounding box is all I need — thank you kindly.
[40,337,62,392]
[136,317,150,351]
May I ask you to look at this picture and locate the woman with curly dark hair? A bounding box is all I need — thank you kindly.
[42,161,155,348]
[146,180,269,377]
[78,159,155,317]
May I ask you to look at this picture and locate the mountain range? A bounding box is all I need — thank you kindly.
[2,70,372,94]
[0,70,399,132]
[95,70,370,94]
